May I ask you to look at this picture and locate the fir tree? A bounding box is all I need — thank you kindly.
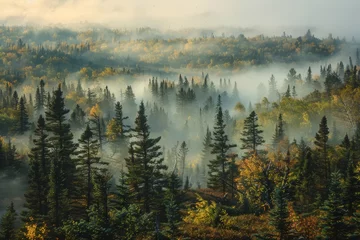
[270,187,290,240]
[179,141,189,181]
[69,104,86,129]
[272,113,285,147]
[268,74,278,102]
[0,202,17,240]
[86,88,96,107]
[305,67,312,86]
[201,127,212,187]
[77,124,108,219]
[240,111,265,156]
[208,95,236,194]
[18,97,29,134]
[320,171,348,239]
[284,85,291,98]
[184,176,190,190]
[24,115,51,219]
[343,154,360,216]
[126,101,167,213]
[46,85,77,227]
[314,116,330,189]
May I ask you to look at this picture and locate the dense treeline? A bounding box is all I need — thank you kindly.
[2,27,360,239]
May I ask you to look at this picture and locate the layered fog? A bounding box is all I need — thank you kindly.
[1,2,360,238]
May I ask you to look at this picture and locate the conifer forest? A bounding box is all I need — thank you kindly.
[1,1,360,239]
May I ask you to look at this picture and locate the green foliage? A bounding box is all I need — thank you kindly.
[208,95,237,194]
[269,187,290,240]
[240,111,264,156]
[320,171,349,239]
[0,202,17,240]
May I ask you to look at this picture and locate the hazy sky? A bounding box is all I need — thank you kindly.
[1,0,360,37]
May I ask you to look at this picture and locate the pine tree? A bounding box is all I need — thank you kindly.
[179,141,189,181]
[0,202,17,240]
[76,79,84,97]
[270,187,290,240]
[314,116,330,189]
[305,67,312,86]
[24,115,51,219]
[69,104,85,129]
[12,90,19,109]
[240,111,265,156]
[18,97,29,134]
[273,113,285,147]
[113,167,130,209]
[320,171,348,239]
[284,85,291,98]
[93,168,112,227]
[208,95,236,194]
[184,176,190,190]
[114,101,130,143]
[77,124,108,219]
[268,74,278,102]
[201,127,212,188]
[46,84,77,227]
[343,154,360,216]
[126,101,167,213]
[86,88,96,107]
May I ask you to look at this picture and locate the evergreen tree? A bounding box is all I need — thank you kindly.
[270,187,290,240]
[77,124,108,219]
[18,97,29,134]
[24,115,51,219]
[320,171,348,239]
[69,104,85,129]
[179,141,189,181]
[11,90,19,109]
[272,113,285,147]
[184,176,190,190]
[208,95,236,194]
[90,112,106,152]
[314,116,330,189]
[46,85,77,227]
[343,154,360,216]
[126,101,167,213]
[86,88,96,107]
[305,67,312,86]
[76,79,84,97]
[240,111,265,156]
[284,85,291,98]
[0,202,17,240]
[201,127,212,188]
[268,74,278,102]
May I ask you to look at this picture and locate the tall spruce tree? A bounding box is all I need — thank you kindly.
[343,154,360,216]
[179,141,189,182]
[314,116,330,189]
[272,113,285,147]
[126,101,167,213]
[77,124,108,219]
[24,115,51,220]
[240,111,265,156]
[46,84,77,227]
[18,96,29,134]
[320,171,348,239]
[270,187,290,240]
[0,202,17,240]
[208,95,236,194]
[201,127,212,188]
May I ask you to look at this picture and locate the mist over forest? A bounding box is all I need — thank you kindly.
[1,1,360,239]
